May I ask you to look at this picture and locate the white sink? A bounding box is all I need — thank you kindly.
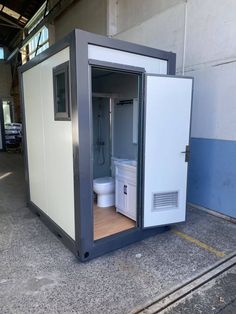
[115,159,137,170]
[114,159,137,178]
[120,160,137,167]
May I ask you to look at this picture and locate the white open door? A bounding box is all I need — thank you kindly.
[143,75,193,228]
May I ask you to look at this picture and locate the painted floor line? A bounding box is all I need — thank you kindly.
[172,229,225,258]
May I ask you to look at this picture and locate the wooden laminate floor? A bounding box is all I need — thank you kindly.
[94,204,136,240]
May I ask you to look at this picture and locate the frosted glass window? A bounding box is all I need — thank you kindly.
[53,62,70,120]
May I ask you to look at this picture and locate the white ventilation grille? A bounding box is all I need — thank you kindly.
[152,191,178,211]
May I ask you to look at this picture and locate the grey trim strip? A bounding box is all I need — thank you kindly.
[146,73,193,80]
[89,59,145,73]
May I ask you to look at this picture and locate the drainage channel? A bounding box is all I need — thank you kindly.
[131,252,236,314]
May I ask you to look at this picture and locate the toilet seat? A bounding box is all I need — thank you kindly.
[93,177,114,186]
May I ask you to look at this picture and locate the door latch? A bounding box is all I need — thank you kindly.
[181,145,190,162]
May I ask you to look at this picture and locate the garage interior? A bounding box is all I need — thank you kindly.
[0,1,235,313]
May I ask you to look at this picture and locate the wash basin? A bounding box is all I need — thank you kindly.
[114,159,137,178]
[121,160,137,167]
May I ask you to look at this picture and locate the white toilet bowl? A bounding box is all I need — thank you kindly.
[93,177,115,207]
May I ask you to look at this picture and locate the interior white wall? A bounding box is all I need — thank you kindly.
[23,48,75,239]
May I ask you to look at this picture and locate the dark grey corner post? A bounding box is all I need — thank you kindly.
[74,30,94,261]
[167,52,176,75]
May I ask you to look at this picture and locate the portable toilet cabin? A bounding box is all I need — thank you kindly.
[20,29,193,262]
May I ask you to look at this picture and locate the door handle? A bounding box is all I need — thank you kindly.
[124,185,127,195]
[181,145,190,162]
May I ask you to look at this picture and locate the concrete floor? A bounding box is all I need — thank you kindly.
[164,265,236,314]
[0,152,236,314]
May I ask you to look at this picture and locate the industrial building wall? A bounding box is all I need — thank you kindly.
[23,47,75,239]
[54,0,107,41]
[112,0,236,218]
[0,62,11,97]
[0,61,12,150]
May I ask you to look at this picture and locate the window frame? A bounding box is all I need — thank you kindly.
[53,61,70,121]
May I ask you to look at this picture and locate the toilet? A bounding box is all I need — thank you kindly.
[93,157,127,208]
[93,177,115,207]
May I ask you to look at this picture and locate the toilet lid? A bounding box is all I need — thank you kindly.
[93,177,114,184]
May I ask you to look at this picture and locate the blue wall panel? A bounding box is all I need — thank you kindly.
[188,138,236,218]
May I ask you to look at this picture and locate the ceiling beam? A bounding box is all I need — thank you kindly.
[0,13,23,29]
[0,21,22,29]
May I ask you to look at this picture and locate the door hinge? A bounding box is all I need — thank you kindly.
[181,145,190,162]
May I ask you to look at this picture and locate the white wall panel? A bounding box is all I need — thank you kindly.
[23,48,75,239]
[23,67,47,211]
[190,62,236,141]
[88,45,168,74]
